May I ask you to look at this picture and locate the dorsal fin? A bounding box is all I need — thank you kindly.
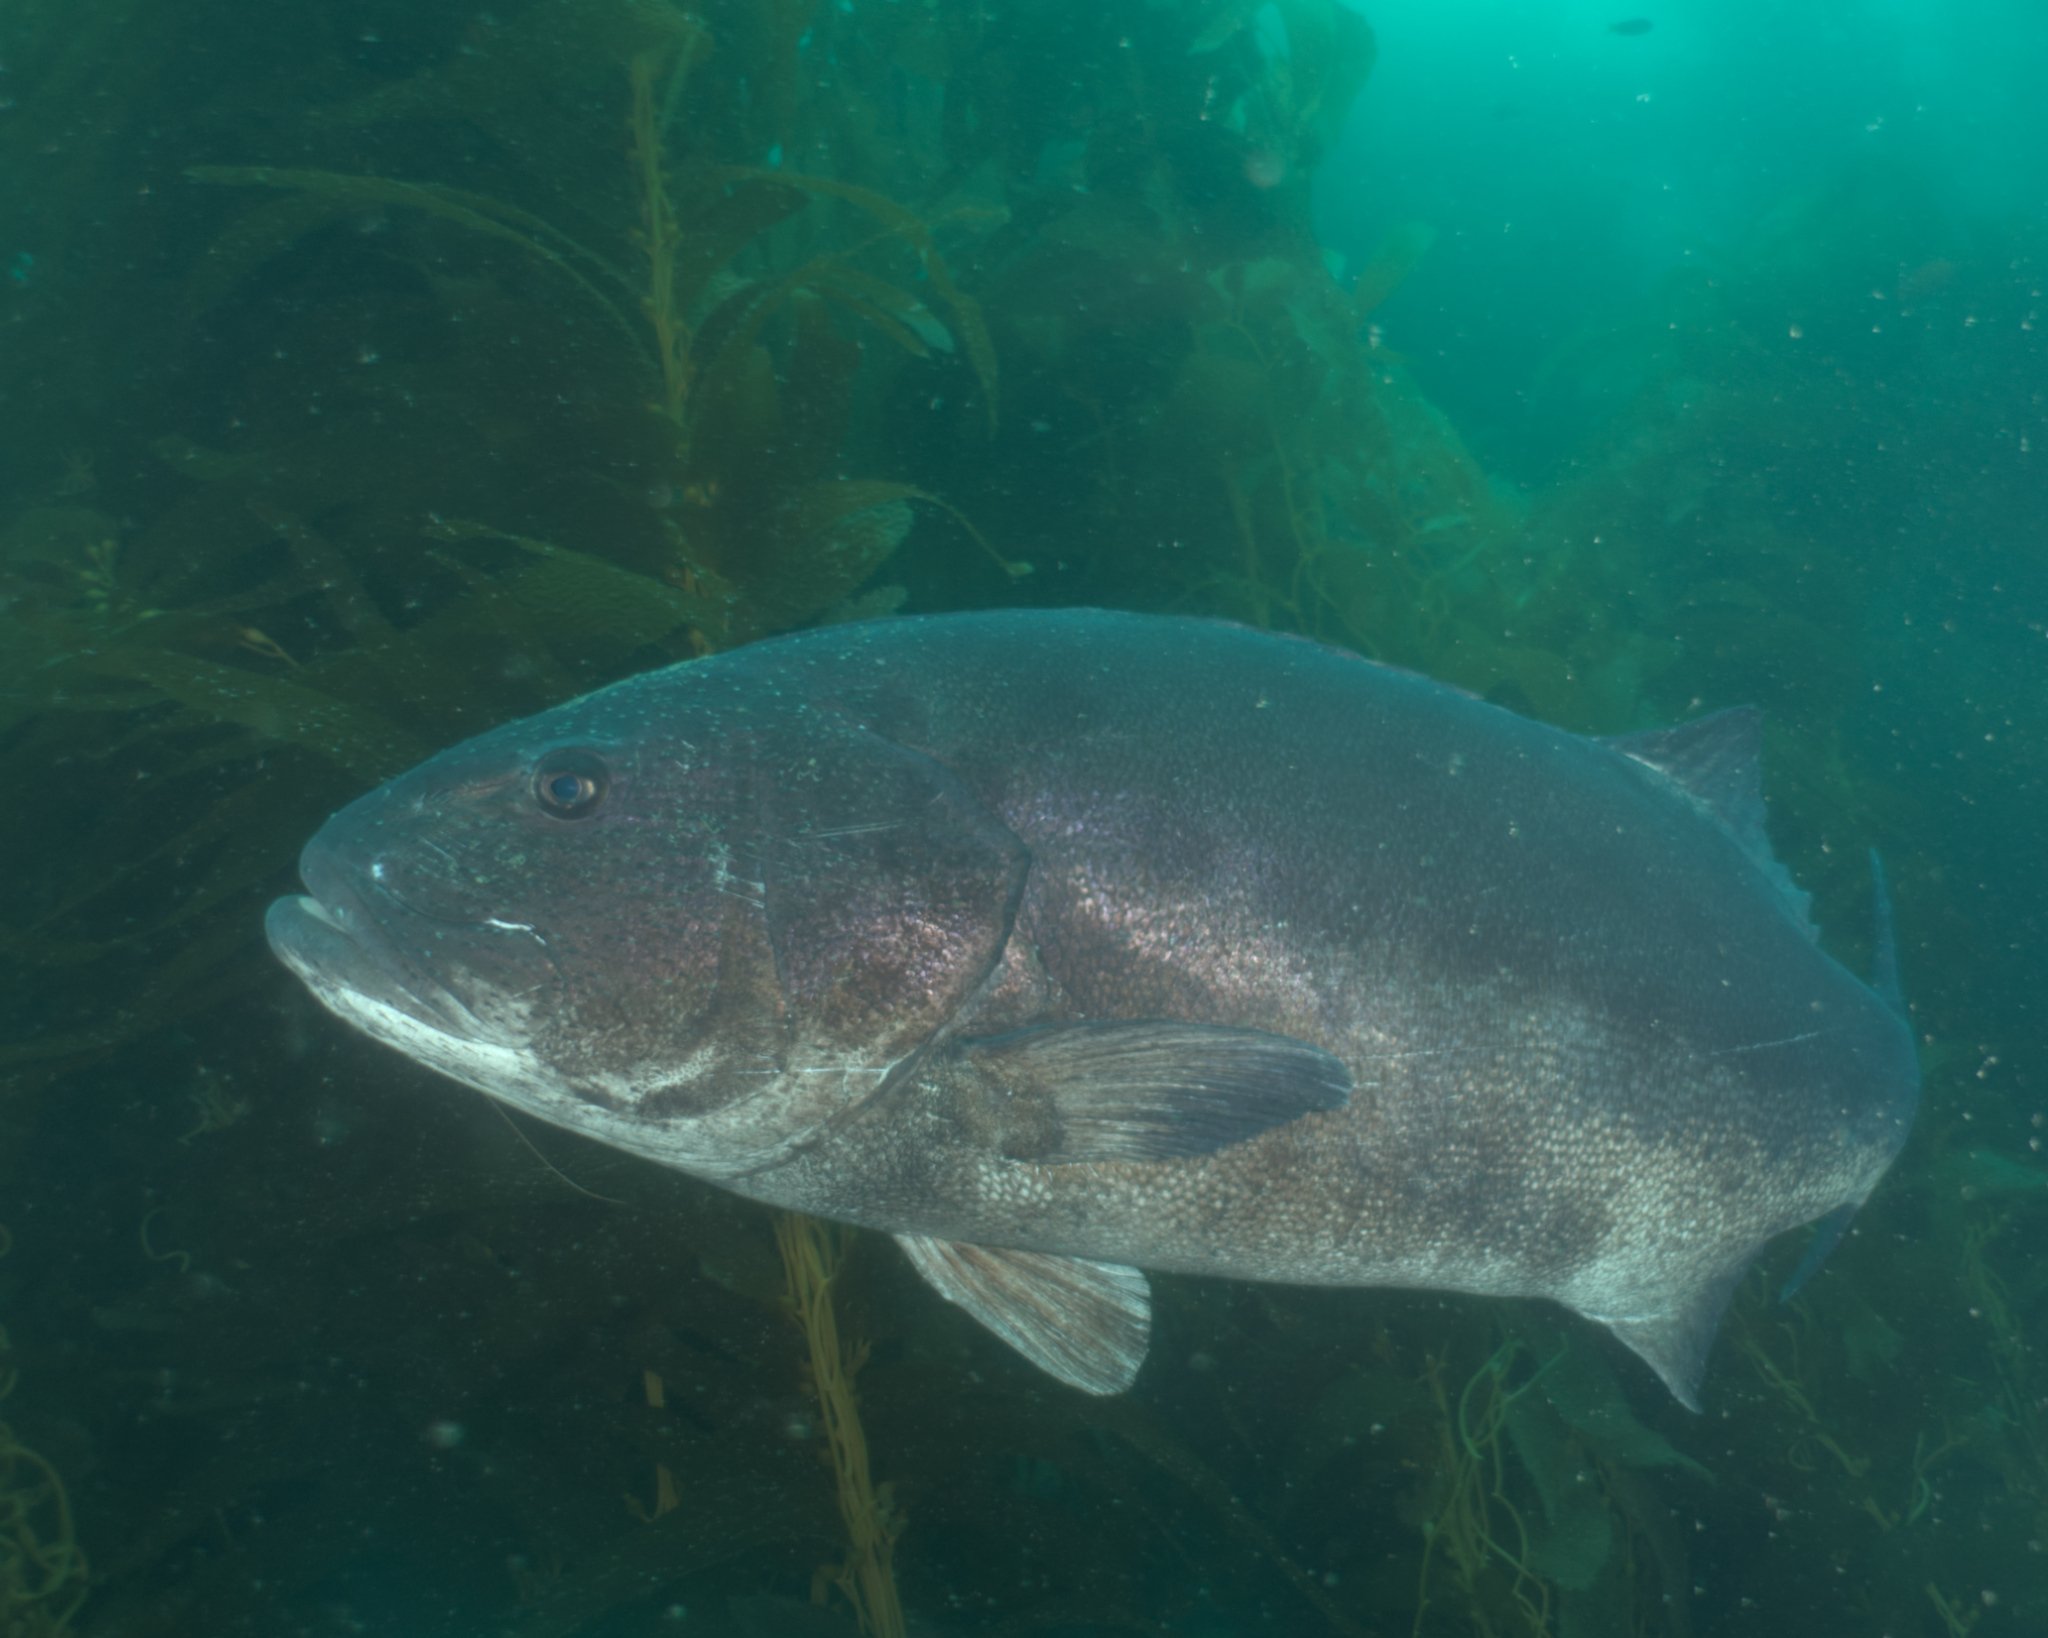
[1602,708,1815,939]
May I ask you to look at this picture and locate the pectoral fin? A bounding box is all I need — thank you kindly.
[896,1234,1150,1395]
[954,1020,1351,1165]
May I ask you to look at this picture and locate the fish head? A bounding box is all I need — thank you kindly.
[267,665,1029,1177]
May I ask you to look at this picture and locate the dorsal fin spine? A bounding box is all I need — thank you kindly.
[1600,708,1816,940]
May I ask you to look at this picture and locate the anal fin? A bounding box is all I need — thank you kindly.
[1594,1266,1744,1413]
[896,1234,1150,1395]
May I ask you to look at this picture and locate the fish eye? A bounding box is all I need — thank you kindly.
[532,749,610,820]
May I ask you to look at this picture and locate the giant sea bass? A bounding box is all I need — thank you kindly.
[267,611,1918,1405]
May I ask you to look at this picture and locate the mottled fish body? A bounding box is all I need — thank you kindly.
[267,611,1917,1405]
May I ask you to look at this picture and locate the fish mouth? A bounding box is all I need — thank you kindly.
[265,881,482,1042]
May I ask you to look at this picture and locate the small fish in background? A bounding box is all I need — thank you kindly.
[268,611,1918,1408]
[1609,18,1656,35]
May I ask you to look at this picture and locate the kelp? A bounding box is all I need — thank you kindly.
[0,503,733,1068]
[183,167,1012,623]
[1350,220,1440,319]
[0,1423,82,1638]
[0,1230,88,1637]
[165,5,1028,638]
[775,1217,905,1638]
[1,0,1031,1069]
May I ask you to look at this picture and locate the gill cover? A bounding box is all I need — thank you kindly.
[521,690,1034,1181]
[745,705,1032,1071]
[585,696,1034,1178]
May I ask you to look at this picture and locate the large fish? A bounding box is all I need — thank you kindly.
[266,611,1917,1406]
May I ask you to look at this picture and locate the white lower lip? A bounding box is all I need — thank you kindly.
[272,893,478,1041]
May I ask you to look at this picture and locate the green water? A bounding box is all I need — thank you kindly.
[1,2,2042,1633]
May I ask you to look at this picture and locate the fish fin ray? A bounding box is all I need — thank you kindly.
[895,1234,1149,1394]
[957,1020,1351,1164]
[1602,708,1815,939]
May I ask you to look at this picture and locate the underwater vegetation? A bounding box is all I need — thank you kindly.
[0,0,2044,1633]
[0,1229,89,1638]
[775,1216,904,1638]
[0,0,1022,1070]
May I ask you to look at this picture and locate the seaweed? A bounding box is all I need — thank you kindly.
[184,24,1018,634]
[775,1217,905,1638]
[1,0,1027,1073]
[0,1229,88,1637]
